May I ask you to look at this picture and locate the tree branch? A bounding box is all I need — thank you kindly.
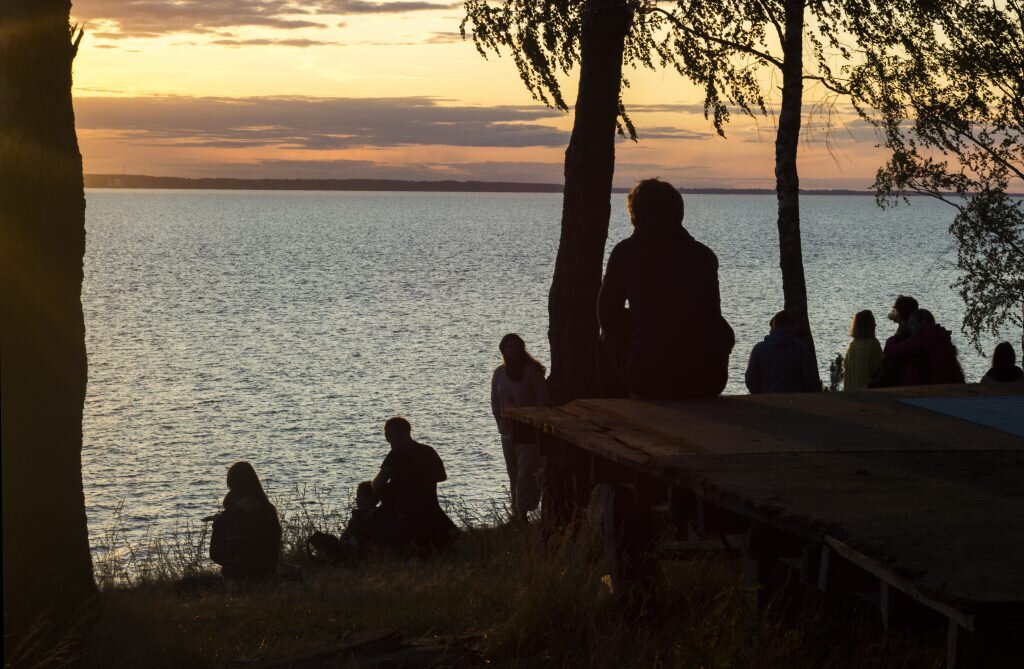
[751,0,785,45]
[649,6,784,69]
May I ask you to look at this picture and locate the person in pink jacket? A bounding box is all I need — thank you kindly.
[491,334,549,522]
[883,309,965,385]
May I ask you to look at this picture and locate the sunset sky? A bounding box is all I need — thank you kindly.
[71,0,892,188]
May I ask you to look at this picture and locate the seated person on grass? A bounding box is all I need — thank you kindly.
[340,480,409,553]
[341,480,379,546]
[372,416,459,557]
[209,461,282,583]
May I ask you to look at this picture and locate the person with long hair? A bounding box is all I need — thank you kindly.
[490,333,549,522]
[843,310,883,391]
[980,341,1024,384]
[209,461,282,582]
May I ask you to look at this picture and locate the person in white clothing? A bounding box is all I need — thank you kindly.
[491,333,549,522]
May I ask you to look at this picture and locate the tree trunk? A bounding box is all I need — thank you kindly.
[1,1,97,658]
[547,0,634,405]
[775,0,820,385]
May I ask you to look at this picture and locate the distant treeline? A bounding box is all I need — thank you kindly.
[85,173,958,196]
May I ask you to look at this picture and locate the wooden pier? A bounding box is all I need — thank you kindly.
[509,384,1024,668]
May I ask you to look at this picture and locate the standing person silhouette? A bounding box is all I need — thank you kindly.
[209,461,281,583]
[598,178,734,399]
[491,333,549,522]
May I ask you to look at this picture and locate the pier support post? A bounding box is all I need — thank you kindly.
[948,619,1024,669]
[744,524,804,624]
[599,483,657,616]
[541,435,591,526]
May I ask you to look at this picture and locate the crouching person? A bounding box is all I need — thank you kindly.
[341,480,410,554]
[210,461,282,584]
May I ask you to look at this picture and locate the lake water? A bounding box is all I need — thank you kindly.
[82,189,998,552]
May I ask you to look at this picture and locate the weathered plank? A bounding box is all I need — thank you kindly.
[581,390,1024,456]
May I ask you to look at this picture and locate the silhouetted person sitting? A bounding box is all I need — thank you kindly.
[843,310,882,391]
[372,417,458,557]
[339,480,409,554]
[745,310,819,394]
[340,481,379,546]
[598,178,734,399]
[209,461,282,582]
[883,309,965,385]
[870,295,924,388]
[980,342,1024,385]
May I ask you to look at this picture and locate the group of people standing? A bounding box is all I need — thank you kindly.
[205,176,1023,584]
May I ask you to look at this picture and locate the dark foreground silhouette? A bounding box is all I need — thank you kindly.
[598,179,734,399]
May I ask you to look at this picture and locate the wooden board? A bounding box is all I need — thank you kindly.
[507,386,1024,617]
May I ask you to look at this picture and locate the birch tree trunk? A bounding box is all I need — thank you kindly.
[547,0,634,405]
[1,0,97,657]
[775,0,821,385]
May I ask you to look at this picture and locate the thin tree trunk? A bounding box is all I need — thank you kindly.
[775,0,820,385]
[547,0,634,405]
[1,1,97,658]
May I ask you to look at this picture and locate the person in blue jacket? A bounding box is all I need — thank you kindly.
[745,310,820,394]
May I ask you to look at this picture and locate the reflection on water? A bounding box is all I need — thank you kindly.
[82,189,991,550]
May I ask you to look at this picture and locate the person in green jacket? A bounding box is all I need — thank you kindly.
[843,310,883,391]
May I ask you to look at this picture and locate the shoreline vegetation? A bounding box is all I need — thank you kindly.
[57,490,946,669]
[86,173,899,196]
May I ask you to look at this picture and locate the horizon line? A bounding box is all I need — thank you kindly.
[84,173,975,196]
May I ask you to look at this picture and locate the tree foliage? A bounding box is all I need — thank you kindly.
[845,0,1024,350]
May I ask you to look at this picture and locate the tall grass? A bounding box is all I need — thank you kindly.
[79,493,944,669]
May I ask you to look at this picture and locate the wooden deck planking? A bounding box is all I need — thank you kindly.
[655,450,1024,608]
[508,386,1024,618]
[580,390,1024,455]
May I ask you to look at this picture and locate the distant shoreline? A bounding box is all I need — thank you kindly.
[86,173,895,196]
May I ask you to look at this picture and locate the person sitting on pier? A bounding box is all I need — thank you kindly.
[491,333,549,522]
[843,310,883,391]
[980,342,1024,385]
[883,309,965,385]
[598,178,734,399]
[745,310,819,394]
[372,417,458,557]
[870,294,924,388]
[209,461,282,583]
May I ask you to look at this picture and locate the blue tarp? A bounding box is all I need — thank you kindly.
[900,395,1024,438]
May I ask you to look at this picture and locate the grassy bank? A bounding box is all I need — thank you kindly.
[71,494,944,668]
